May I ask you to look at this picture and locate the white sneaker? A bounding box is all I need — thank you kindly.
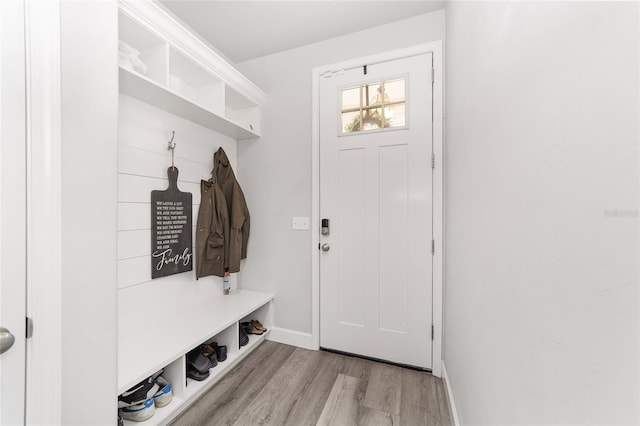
[118,377,159,408]
[153,376,173,408]
[119,398,155,422]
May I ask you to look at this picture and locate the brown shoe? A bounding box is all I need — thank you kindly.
[200,344,218,367]
[242,321,263,335]
[251,320,267,333]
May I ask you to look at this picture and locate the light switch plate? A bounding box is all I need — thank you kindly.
[292,216,310,230]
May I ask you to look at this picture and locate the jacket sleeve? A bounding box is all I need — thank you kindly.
[195,181,207,279]
[219,187,231,272]
[228,183,249,272]
[241,203,250,260]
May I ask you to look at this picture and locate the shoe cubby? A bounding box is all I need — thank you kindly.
[204,325,238,358]
[118,1,266,140]
[239,301,272,351]
[119,359,185,426]
[162,358,186,402]
[182,328,235,401]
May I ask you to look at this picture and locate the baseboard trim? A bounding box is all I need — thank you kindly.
[266,326,314,350]
[442,361,461,426]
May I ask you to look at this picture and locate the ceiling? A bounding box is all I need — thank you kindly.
[160,1,445,64]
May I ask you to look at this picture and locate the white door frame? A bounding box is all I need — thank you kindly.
[1,1,64,423]
[311,41,444,377]
[24,1,64,423]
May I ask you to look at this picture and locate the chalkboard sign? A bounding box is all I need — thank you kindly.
[151,167,193,278]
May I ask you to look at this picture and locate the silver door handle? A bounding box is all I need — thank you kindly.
[0,327,15,355]
[321,243,330,252]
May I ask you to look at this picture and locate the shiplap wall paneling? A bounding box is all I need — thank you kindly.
[117,94,238,299]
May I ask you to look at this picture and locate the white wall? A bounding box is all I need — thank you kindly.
[60,2,119,424]
[236,10,445,336]
[444,2,639,425]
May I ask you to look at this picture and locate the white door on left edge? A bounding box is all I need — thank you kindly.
[319,52,433,368]
[0,1,27,424]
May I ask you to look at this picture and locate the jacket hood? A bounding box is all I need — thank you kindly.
[213,147,233,184]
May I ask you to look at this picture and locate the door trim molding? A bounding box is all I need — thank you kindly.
[311,41,444,377]
[24,1,63,423]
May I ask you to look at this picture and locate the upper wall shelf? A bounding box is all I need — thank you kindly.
[118,0,267,140]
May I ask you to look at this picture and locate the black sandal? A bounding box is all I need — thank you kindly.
[187,347,212,373]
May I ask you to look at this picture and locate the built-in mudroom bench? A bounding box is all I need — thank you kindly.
[116,1,270,424]
[118,290,274,425]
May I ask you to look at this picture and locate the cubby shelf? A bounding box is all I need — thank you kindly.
[183,331,269,401]
[119,67,259,140]
[118,0,266,140]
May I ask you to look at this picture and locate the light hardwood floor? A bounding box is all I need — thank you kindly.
[171,341,453,426]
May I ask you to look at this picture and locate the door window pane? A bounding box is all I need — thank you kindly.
[342,111,361,133]
[341,77,406,134]
[385,103,406,128]
[385,79,405,103]
[366,83,383,106]
[363,108,384,130]
[342,87,360,111]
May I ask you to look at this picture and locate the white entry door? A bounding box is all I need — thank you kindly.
[0,1,27,424]
[319,52,433,368]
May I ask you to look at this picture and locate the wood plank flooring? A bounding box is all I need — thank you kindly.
[171,341,453,426]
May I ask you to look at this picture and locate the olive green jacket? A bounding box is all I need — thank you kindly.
[195,179,228,278]
[195,147,250,278]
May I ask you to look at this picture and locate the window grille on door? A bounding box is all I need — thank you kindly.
[340,78,406,134]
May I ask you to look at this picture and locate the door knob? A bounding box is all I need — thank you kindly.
[0,327,15,355]
[321,243,330,252]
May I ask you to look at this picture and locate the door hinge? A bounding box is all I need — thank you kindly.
[431,325,434,340]
[431,68,434,83]
[26,317,33,339]
[432,239,435,255]
[431,153,435,169]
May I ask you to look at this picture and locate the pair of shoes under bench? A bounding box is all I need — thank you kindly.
[118,372,173,422]
[241,319,267,335]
